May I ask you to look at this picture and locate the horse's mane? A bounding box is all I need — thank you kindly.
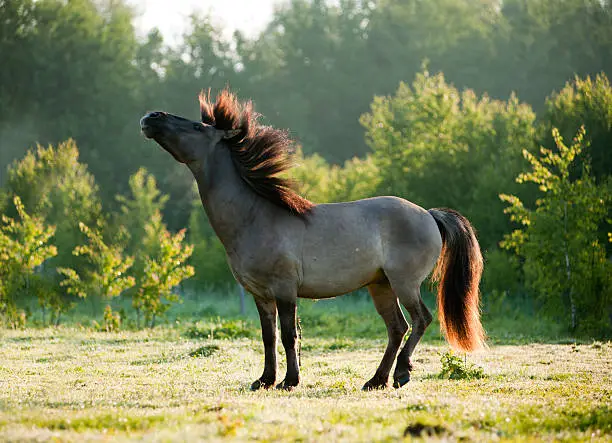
[199,88,313,217]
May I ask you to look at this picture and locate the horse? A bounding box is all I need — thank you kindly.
[140,89,485,391]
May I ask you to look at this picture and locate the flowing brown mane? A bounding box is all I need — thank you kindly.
[199,89,314,217]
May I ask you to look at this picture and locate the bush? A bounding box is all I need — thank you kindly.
[0,196,57,325]
[438,351,485,380]
[93,305,121,332]
[57,222,135,302]
[500,127,611,334]
[1,140,102,271]
[134,212,194,328]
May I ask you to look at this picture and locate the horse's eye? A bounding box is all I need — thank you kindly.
[193,123,203,131]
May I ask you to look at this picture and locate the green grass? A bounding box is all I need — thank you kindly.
[19,287,575,345]
[0,327,610,441]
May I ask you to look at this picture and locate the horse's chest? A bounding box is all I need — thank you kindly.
[227,251,299,298]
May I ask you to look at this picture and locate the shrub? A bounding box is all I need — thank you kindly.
[500,127,611,334]
[438,351,485,380]
[133,212,194,328]
[0,196,57,326]
[2,140,102,271]
[57,222,135,303]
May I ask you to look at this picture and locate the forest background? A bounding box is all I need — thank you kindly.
[0,0,610,336]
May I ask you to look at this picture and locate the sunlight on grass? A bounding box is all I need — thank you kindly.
[0,328,610,441]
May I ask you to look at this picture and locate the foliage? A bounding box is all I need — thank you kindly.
[481,248,522,296]
[183,318,257,340]
[500,127,611,333]
[543,73,612,181]
[115,168,170,308]
[0,0,611,331]
[438,351,485,380]
[361,69,537,248]
[1,140,102,270]
[0,196,57,326]
[0,0,152,199]
[134,212,194,328]
[57,222,135,301]
[92,305,121,333]
[291,148,380,203]
[1,0,611,231]
[115,168,169,255]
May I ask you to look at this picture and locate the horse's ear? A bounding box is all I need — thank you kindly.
[222,129,242,139]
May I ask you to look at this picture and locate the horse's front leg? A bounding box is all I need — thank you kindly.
[276,298,300,390]
[251,298,278,390]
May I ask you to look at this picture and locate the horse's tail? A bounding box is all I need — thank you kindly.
[428,208,485,352]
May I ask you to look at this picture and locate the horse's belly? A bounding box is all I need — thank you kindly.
[299,240,384,298]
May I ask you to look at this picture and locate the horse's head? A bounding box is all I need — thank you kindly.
[140,111,238,164]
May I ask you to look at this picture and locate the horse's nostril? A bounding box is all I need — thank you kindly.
[148,111,165,119]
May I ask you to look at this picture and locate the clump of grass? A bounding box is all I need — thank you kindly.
[326,338,355,351]
[404,422,448,438]
[188,344,219,358]
[183,318,257,340]
[438,351,485,380]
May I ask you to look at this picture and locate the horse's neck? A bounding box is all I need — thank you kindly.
[189,145,260,250]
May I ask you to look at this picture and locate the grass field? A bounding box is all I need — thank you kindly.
[0,323,610,442]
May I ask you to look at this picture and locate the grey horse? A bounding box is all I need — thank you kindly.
[140,89,485,391]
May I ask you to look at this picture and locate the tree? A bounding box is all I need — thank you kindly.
[291,148,379,203]
[2,140,102,270]
[0,0,149,198]
[491,0,612,108]
[542,73,612,182]
[235,0,374,162]
[0,196,57,326]
[134,212,194,328]
[57,222,135,309]
[366,0,498,95]
[115,168,169,256]
[500,127,611,333]
[361,69,537,249]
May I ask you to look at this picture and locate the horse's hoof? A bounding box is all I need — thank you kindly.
[250,378,274,391]
[275,379,298,391]
[362,379,389,391]
[393,372,411,389]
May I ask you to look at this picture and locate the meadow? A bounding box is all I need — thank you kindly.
[0,295,610,442]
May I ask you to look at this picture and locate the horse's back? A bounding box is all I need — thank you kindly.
[298,196,441,298]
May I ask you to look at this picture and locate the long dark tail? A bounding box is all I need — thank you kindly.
[428,208,485,352]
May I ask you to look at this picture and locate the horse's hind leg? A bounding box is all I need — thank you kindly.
[363,281,409,390]
[391,285,433,388]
